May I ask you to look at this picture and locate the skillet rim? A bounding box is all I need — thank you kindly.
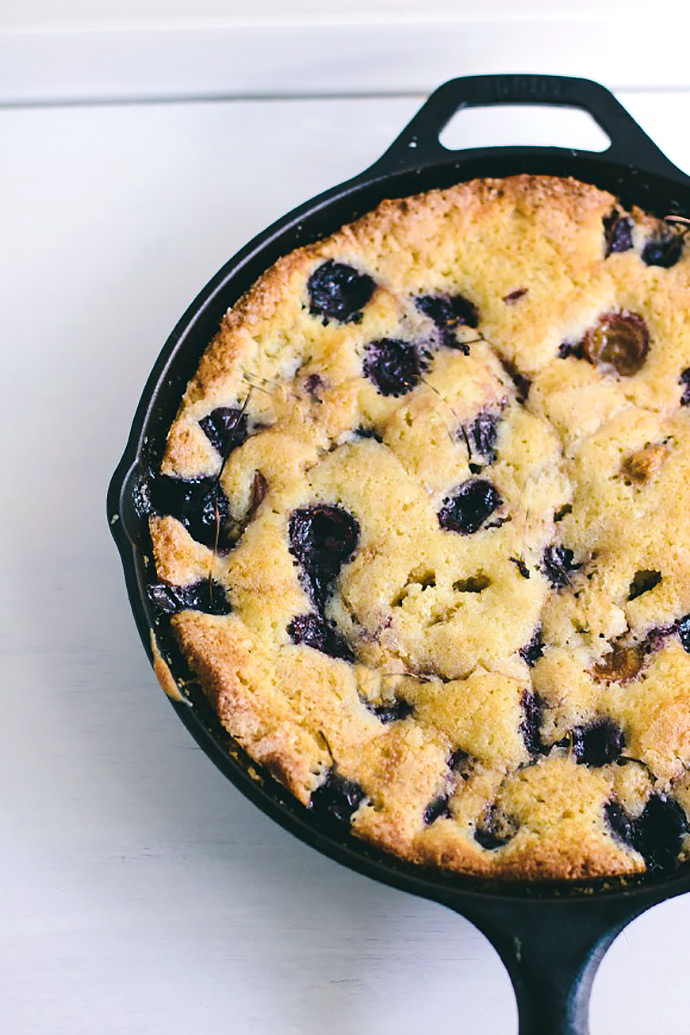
[108,75,690,908]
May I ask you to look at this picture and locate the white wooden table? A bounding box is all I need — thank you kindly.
[3,17,690,1031]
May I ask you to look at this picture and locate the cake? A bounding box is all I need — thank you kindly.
[144,174,690,880]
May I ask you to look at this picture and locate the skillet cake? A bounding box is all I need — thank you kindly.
[145,175,690,880]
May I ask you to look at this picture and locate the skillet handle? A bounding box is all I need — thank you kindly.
[447,895,648,1035]
[370,74,689,185]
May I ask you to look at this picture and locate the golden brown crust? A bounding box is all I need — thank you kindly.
[147,175,690,880]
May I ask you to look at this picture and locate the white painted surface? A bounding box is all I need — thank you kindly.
[2,89,690,1035]
[2,2,690,104]
[0,0,653,29]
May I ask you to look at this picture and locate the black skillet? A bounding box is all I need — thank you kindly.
[108,75,690,1034]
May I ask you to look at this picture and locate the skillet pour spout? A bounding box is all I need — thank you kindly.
[108,73,690,1034]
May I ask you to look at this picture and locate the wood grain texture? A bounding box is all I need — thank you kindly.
[1,92,689,1034]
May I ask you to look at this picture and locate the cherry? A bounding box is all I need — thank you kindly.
[287,613,354,662]
[570,719,625,766]
[310,770,366,826]
[363,338,427,396]
[415,292,479,350]
[147,579,231,617]
[199,407,248,458]
[521,690,544,755]
[583,312,649,376]
[474,804,518,849]
[308,260,375,323]
[642,234,683,268]
[438,479,503,535]
[603,209,633,256]
[289,505,359,608]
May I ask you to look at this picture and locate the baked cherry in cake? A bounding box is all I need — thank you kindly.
[199,406,248,457]
[583,312,649,376]
[310,770,366,826]
[147,175,690,880]
[363,338,428,396]
[289,505,359,609]
[438,479,503,535]
[642,233,684,268]
[415,292,479,349]
[603,209,634,256]
[307,260,376,323]
[287,613,354,662]
[569,719,625,767]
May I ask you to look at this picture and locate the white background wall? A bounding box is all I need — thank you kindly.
[0,0,646,26]
[2,0,690,104]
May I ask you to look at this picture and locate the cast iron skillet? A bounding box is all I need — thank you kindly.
[108,75,690,1034]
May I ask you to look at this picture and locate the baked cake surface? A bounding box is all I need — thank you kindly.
[146,175,690,880]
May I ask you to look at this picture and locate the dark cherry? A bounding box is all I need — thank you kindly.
[474,804,518,850]
[415,292,479,350]
[149,475,231,551]
[289,504,360,608]
[147,579,231,617]
[363,338,427,396]
[679,368,690,406]
[519,628,544,667]
[415,292,479,330]
[634,795,688,871]
[603,209,634,256]
[606,795,688,872]
[642,234,684,268]
[199,406,248,458]
[287,613,354,662]
[521,690,544,756]
[423,793,452,825]
[583,312,649,376]
[438,479,503,535]
[678,615,690,653]
[571,718,625,766]
[463,411,500,466]
[540,545,581,589]
[604,800,635,847]
[628,569,661,601]
[310,770,366,826]
[307,260,376,323]
[369,698,414,724]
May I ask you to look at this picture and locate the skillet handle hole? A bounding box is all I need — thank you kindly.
[439,104,610,154]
